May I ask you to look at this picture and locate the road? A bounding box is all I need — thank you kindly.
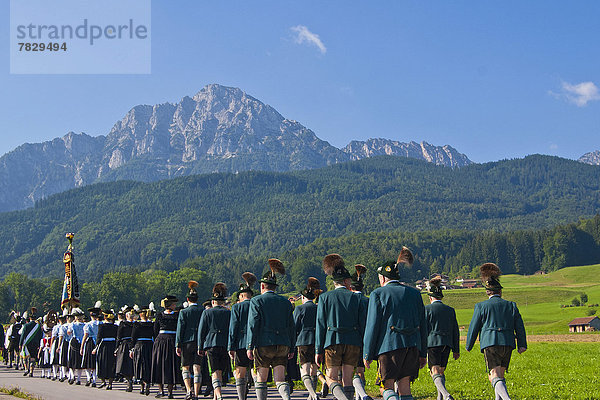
[0,365,313,400]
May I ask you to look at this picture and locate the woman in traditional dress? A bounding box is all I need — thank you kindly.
[58,309,72,382]
[50,311,65,381]
[67,308,85,385]
[94,309,118,390]
[81,302,102,387]
[116,306,136,392]
[131,304,155,396]
[38,326,52,378]
[151,295,181,399]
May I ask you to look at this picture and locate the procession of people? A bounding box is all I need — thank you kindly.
[1,249,527,400]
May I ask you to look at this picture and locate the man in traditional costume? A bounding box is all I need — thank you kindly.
[466,263,527,400]
[293,277,321,400]
[363,247,427,400]
[247,259,295,400]
[177,281,204,400]
[228,272,257,400]
[316,255,367,400]
[198,283,231,400]
[424,276,460,400]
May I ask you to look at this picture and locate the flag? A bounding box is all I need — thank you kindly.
[61,233,80,309]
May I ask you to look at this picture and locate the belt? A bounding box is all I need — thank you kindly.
[327,326,357,332]
[101,338,116,342]
[390,326,418,335]
[137,338,153,341]
[159,330,176,335]
[121,337,132,340]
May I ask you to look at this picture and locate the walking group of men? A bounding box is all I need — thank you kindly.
[1,248,527,400]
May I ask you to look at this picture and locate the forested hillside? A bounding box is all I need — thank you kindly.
[0,155,599,282]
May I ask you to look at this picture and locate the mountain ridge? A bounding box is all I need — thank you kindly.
[0,84,471,212]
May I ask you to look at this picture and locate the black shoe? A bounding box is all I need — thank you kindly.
[85,380,91,387]
[51,377,56,381]
[168,395,174,399]
[75,380,81,385]
[155,393,165,398]
[126,380,133,392]
[69,379,74,385]
[107,384,113,390]
[98,382,107,389]
[145,385,151,396]
[91,382,96,388]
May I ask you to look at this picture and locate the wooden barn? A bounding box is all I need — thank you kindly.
[568,316,600,333]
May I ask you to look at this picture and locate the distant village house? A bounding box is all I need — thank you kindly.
[568,317,600,333]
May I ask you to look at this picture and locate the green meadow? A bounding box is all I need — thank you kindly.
[364,342,600,400]
[437,264,600,335]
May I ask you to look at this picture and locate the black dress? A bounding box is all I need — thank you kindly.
[131,320,154,383]
[151,311,182,385]
[96,323,118,380]
[115,321,135,377]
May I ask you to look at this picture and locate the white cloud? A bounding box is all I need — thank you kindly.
[290,25,326,54]
[553,81,600,107]
[549,143,558,150]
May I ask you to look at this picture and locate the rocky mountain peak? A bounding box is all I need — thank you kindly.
[0,84,473,212]
[579,150,600,165]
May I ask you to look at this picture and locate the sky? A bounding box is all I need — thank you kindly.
[1,1,599,163]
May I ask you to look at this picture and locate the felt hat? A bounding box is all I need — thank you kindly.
[427,275,444,299]
[480,263,503,290]
[301,277,322,300]
[376,247,414,280]
[323,254,351,282]
[160,296,178,309]
[187,281,199,301]
[351,264,367,291]
[260,259,285,286]
[238,272,257,295]
[211,283,228,301]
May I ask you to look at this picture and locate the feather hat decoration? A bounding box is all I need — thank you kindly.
[427,275,444,299]
[323,254,351,282]
[397,246,414,267]
[260,259,285,286]
[351,264,367,291]
[302,277,322,300]
[239,272,257,295]
[211,282,228,301]
[480,263,503,290]
[187,280,200,300]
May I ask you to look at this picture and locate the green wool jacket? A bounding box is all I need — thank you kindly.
[424,300,460,353]
[246,291,295,350]
[315,286,367,354]
[363,282,428,360]
[197,305,230,350]
[176,303,203,347]
[465,295,527,352]
[228,299,251,351]
[293,300,317,347]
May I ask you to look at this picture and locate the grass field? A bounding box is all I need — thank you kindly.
[364,342,600,400]
[434,264,600,335]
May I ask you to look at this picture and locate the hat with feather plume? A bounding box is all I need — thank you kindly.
[260,259,285,286]
[211,282,228,301]
[160,296,178,309]
[187,280,199,301]
[238,272,257,295]
[323,254,351,282]
[351,264,367,291]
[87,301,102,317]
[377,247,414,280]
[480,263,503,290]
[426,275,444,299]
[301,277,322,300]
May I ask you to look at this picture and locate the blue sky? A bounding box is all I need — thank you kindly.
[1,1,599,163]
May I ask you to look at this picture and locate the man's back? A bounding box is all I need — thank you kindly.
[229,300,251,351]
[293,300,317,346]
[424,301,459,352]
[466,296,526,352]
[315,287,365,352]
[198,306,230,349]
[247,291,294,349]
[176,304,203,346]
[363,282,427,360]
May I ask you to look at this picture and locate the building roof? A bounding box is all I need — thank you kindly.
[568,317,599,326]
